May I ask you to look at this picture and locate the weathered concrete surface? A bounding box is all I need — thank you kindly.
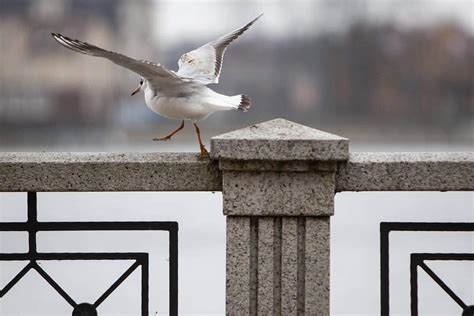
[257,218,278,315]
[219,160,337,172]
[305,217,330,315]
[226,216,252,315]
[222,170,335,216]
[226,216,330,315]
[219,119,337,314]
[336,152,474,191]
[0,152,221,192]
[211,118,349,161]
[281,218,298,315]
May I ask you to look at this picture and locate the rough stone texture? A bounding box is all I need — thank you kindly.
[218,119,338,313]
[211,118,349,161]
[226,216,251,315]
[305,217,330,315]
[0,152,221,192]
[222,170,335,216]
[281,218,298,315]
[226,216,331,315]
[336,152,474,191]
[219,160,337,172]
[257,218,277,315]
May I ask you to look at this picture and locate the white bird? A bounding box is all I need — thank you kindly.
[51,14,262,157]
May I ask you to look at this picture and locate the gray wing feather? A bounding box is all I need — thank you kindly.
[176,14,262,85]
[51,33,180,81]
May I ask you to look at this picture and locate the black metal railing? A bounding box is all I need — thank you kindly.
[380,222,474,316]
[0,192,178,316]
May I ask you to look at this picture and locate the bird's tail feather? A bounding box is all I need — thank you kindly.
[225,94,251,112]
[205,94,252,112]
[238,95,251,112]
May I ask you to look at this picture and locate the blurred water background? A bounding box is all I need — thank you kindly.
[1,0,473,148]
[0,0,472,315]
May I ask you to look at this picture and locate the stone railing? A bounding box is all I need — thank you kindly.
[1,118,473,315]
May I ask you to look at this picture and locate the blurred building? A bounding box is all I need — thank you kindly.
[0,0,154,127]
[0,0,472,145]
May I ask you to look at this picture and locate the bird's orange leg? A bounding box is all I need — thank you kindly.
[153,120,185,141]
[193,122,209,157]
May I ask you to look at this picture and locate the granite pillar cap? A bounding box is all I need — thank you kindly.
[210,118,349,161]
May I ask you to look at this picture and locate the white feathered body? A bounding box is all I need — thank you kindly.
[143,81,242,121]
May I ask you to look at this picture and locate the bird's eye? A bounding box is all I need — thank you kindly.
[140,79,143,85]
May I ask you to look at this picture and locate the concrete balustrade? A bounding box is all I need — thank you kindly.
[211,118,348,315]
[0,118,472,315]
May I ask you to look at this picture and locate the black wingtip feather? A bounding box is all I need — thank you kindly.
[238,95,251,112]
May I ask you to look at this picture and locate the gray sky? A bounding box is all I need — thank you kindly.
[153,0,473,45]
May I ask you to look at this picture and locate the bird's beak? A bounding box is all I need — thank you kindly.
[131,85,141,96]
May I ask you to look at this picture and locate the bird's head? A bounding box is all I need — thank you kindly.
[131,78,144,96]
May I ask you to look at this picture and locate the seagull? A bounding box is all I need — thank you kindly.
[51,14,262,157]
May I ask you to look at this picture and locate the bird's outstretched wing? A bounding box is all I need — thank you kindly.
[176,14,262,85]
[51,33,181,82]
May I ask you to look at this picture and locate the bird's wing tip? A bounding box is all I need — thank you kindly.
[51,33,63,40]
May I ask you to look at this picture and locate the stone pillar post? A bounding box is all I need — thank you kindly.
[211,119,349,315]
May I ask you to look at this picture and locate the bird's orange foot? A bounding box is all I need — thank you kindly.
[199,146,209,158]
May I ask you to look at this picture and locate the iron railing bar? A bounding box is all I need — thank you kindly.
[418,261,467,309]
[0,252,148,261]
[0,223,27,231]
[32,262,77,307]
[381,222,474,315]
[140,255,149,316]
[169,228,178,316]
[1,192,178,313]
[414,253,474,261]
[410,255,419,316]
[380,222,474,232]
[380,223,390,315]
[94,260,141,307]
[27,192,37,255]
[0,262,33,297]
[0,221,178,231]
